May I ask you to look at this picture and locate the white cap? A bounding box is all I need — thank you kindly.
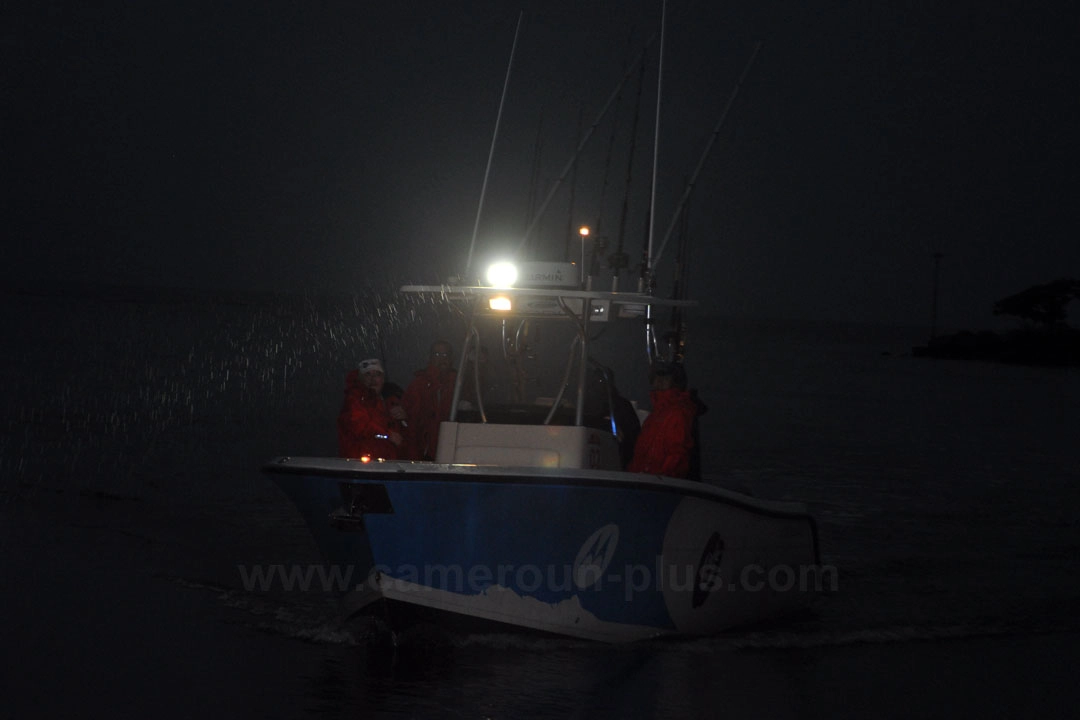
[359,358,384,375]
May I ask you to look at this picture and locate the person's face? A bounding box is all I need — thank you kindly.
[430,343,452,370]
[362,370,385,393]
[650,372,673,391]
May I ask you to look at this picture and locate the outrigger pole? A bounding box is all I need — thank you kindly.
[465,11,524,281]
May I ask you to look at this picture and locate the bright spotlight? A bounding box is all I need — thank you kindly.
[486,261,518,288]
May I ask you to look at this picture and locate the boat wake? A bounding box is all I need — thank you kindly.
[170,576,361,646]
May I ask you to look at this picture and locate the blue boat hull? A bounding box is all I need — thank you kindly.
[267,457,821,642]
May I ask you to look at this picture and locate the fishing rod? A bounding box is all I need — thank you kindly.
[585,27,635,284]
[523,110,545,257]
[668,188,691,364]
[648,40,762,272]
[514,28,661,258]
[645,5,757,369]
[564,108,583,264]
[610,44,649,289]
[643,0,668,366]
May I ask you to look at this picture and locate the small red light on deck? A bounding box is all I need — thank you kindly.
[360,455,372,464]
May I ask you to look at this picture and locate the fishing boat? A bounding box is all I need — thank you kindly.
[264,8,821,642]
[266,260,821,642]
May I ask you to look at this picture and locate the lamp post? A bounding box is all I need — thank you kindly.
[579,226,590,289]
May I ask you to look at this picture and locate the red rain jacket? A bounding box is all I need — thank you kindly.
[627,387,697,478]
[337,370,405,460]
[402,364,457,460]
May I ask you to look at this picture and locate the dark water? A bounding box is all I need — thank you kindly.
[3,288,1079,718]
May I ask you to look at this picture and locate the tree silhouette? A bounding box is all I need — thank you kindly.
[992,278,1080,329]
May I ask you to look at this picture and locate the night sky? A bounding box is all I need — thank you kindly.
[5,1,1077,328]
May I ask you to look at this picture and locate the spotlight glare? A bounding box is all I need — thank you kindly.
[486,261,518,288]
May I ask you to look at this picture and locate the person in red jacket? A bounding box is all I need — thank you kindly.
[337,358,408,460]
[627,362,697,479]
[402,340,457,460]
